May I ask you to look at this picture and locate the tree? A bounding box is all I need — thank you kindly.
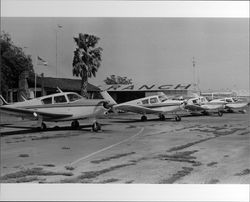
[72,33,103,98]
[104,75,132,85]
[0,32,34,97]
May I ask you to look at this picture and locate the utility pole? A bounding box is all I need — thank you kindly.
[192,56,196,91]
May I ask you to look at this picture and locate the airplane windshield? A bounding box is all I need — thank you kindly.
[158,95,168,102]
[67,93,82,102]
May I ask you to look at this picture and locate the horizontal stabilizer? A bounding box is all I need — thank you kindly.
[100,91,117,105]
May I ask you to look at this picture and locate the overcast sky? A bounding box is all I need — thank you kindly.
[2,17,249,91]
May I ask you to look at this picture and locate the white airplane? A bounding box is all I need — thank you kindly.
[184,96,225,116]
[210,97,248,113]
[0,91,110,131]
[101,91,185,121]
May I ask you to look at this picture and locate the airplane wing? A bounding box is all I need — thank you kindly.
[0,106,72,120]
[225,103,248,110]
[114,104,160,115]
[185,104,204,112]
[185,104,223,111]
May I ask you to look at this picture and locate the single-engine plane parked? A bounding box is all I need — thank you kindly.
[0,91,109,131]
[210,97,248,113]
[101,91,184,121]
[185,96,225,116]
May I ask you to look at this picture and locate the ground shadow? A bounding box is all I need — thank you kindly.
[1,124,109,136]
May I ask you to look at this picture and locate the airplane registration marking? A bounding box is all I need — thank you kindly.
[70,127,145,166]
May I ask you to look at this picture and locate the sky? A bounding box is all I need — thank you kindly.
[1,17,249,92]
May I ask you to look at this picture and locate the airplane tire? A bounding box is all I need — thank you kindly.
[71,120,80,129]
[240,109,246,114]
[202,111,209,116]
[175,115,181,122]
[92,122,101,132]
[159,114,166,121]
[218,111,223,117]
[41,122,47,130]
[141,115,147,122]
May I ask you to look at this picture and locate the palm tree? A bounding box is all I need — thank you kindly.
[72,33,103,98]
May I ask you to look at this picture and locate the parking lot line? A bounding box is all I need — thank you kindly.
[70,127,145,165]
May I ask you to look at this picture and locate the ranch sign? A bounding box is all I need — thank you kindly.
[100,84,192,91]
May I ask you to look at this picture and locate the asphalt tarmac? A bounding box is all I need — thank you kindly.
[0,109,249,184]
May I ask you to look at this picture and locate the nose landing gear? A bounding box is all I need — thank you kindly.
[92,121,101,132]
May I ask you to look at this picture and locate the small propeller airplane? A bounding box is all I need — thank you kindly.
[101,91,185,121]
[184,96,225,116]
[0,89,110,131]
[210,97,248,113]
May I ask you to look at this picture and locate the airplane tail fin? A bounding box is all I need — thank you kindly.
[100,91,117,105]
[0,95,9,105]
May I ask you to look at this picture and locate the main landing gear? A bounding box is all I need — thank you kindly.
[71,120,80,129]
[159,114,166,121]
[92,121,101,132]
[141,115,147,122]
[174,115,181,122]
[218,111,223,117]
[37,122,47,131]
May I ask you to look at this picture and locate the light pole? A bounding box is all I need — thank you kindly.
[56,24,63,77]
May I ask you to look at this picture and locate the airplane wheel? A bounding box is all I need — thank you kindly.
[141,115,147,122]
[240,109,246,114]
[71,120,80,129]
[41,122,47,130]
[202,111,209,116]
[92,122,101,132]
[159,114,165,121]
[175,115,181,122]
[218,111,223,117]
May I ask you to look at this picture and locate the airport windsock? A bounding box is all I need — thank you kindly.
[37,56,48,66]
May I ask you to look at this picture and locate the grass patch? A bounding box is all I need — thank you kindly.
[61,163,135,183]
[158,150,201,166]
[159,167,193,184]
[235,169,250,176]
[18,154,29,158]
[207,179,220,184]
[31,133,79,141]
[167,138,213,152]
[41,164,55,167]
[125,180,134,184]
[238,131,249,136]
[207,162,218,167]
[91,152,136,164]
[99,178,119,183]
[1,176,40,183]
[65,166,75,171]
[61,146,70,150]
[0,167,73,183]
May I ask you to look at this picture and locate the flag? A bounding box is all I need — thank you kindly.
[37,56,48,66]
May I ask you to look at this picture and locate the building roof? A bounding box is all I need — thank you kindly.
[28,77,100,92]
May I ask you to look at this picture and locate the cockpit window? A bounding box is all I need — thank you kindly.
[233,98,238,102]
[226,98,233,103]
[150,97,158,104]
[54,95,67,103]
[158,95,168,102]
[141,99,149,105]
[192,99,198,104]
[67,93,82,102]
[41,97,52,104]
